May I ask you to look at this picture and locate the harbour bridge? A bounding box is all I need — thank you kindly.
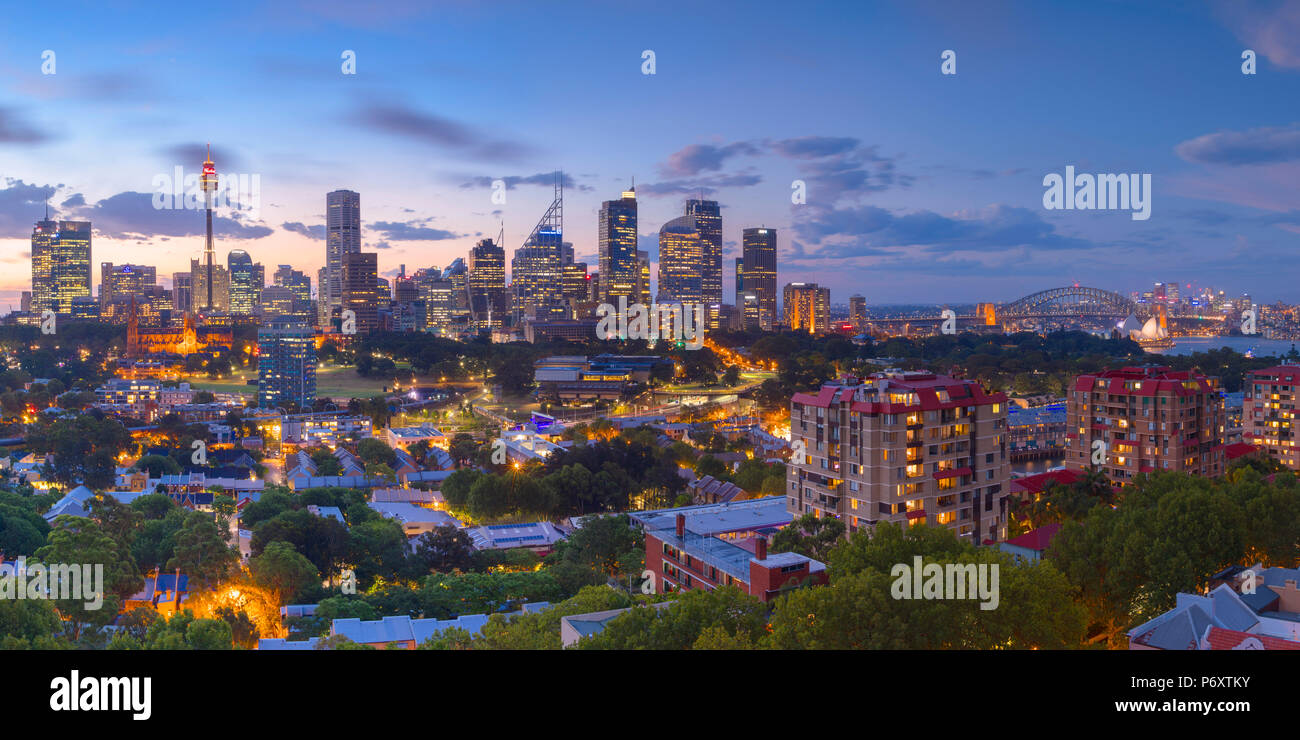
[997,286,1142,320]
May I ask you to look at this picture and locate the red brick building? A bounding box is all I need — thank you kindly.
[1065,366,1226,486]
[1244,364,1300,470]
[642,511,827,602]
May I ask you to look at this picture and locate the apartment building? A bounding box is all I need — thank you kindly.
[1244,365,1300,469]
[786,372,1011,543]
[1065,366,1226,485]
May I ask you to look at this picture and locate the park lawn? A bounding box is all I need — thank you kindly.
[184,364,444,399]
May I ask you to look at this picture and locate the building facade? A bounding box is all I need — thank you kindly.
[598,188,638,305]
[468,238,507,329]
[783,281,830,334]
[741,228,777,330]
[1065,366,1227,485]
[257,323,317,409]
[787,372,1012,543]
[325,189,361,312]
[1243,365,1300,469]
[31,218,92,316]
[657,215,704,305]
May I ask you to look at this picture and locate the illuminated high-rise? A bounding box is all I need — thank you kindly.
[512,174,565,322]
[468,238,507,329]
[326,189,361,313]
[742,227,777,330]
[685,199,722,327]
[598,186,638,304]
[228,249,263,315]
[31,215,92,316]
[190,259,229,312]
[658,215,704,305]
[783,282,830,334]
[257,322,317,409]
[341,252,380,334]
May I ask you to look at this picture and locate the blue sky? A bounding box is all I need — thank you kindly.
[0,0,1297,308]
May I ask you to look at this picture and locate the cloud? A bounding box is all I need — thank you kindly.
[0,180,59,237]
[159,143,248,172]
[371,220,461,241]
[61,190,273,240]
[659,142,760,177]
[0,107,53,144]
[636,172,763,196]
[768,136,859,159]
[458,172,592,191]
[282,221,324,239]
[350,104,533,162]
[790,203,1094,260]
[1175,124,1300,166]
[1215,0,1300,69]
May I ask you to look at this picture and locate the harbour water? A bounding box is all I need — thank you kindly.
[1153,336,1300,358]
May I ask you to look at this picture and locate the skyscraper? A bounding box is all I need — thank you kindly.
[512,174,565,322]
[658,215,704,305]
[31,216,92,316]
[341,251,380,334]
[783,282,830,334]
[636,251,652,306]
[326,189,361,313]
[685,199,722,327]
[849,295,867,329]
[227,249,263,315]
[172,272,192,316]
[257,322,317,409]
[273,265,312,310]
[200,146,218,310]
[598,186,638,305]
[190,259,229,312]
[468,238,507,329]
[742,228,777,330]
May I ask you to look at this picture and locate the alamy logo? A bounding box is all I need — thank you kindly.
[595,297,705,349]
[1241,308,1256,335]
[890,556,999,610]
[341,309,357,335]
[152,167,261,219]
[0,557,104,610]
[940,308,956,335]
[40,310,56,335]
[1043,165,1151,221]
[1091,439,1108,466]
[50,670,151,721]
[191,439,207,466]
[491,437,507,465]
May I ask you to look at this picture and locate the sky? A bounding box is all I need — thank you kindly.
[0,0,1297,310]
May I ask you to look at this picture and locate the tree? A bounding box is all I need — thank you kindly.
[250,509,349,578]
[412,525,477,574]
[36,516,139,639]
[166,511,237,590]
[348,518,409,588]
[771,512,845,562]
[0,598,62,642]
[552,514,642,579]
[250,541,320,604]
[357,438,397,468]
[580,586,767,650]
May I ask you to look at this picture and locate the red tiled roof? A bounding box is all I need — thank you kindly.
[1219,442,1258,460]
[1202,627,1300,651]
[1009,469,1082,496]
[1002,522,1062,552]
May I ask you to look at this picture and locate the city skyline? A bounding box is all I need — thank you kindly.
[0,1,1297,309]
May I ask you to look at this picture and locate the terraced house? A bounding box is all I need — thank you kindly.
[786,372,1012,543]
